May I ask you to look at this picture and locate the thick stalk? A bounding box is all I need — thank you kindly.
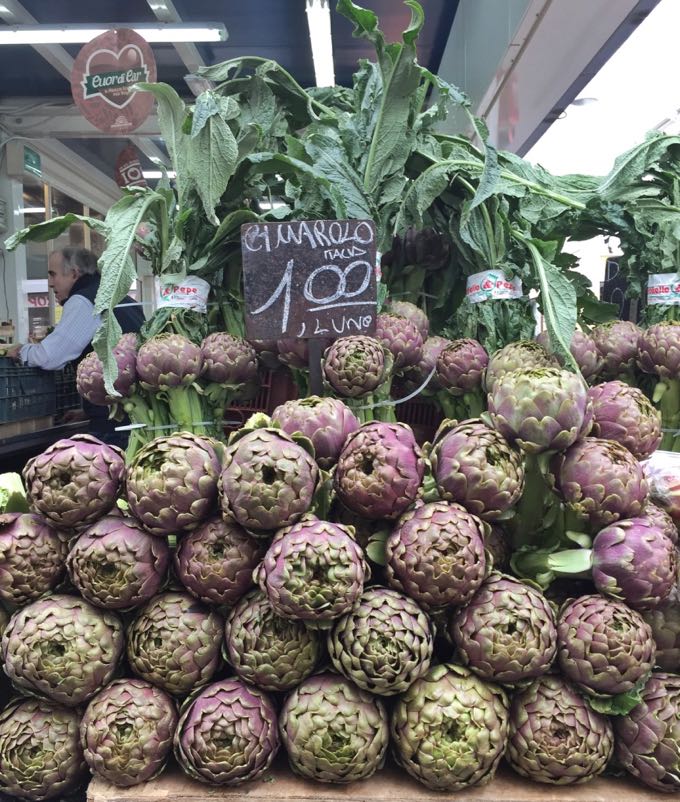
[166,386,210,436]
[656,379,680,450]
[511,453,555,550]
[463,389,485,420]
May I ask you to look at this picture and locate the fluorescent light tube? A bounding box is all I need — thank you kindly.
[305,0,335,87]
[142,170,176,179]
[18,207,46,214]
[0,23,226,45]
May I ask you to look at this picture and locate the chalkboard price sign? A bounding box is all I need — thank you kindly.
[241,219,378,340]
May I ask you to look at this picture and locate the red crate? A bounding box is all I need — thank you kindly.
[223,369,298,433]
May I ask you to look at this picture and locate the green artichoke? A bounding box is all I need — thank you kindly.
[485,340,557,392]
[1,594,123,707]
[126,592,223,697]
[279,673,388,783]
[174,679,279,785]
[126,432,221,537]
[224,589,321,691]
[220,426,319,533]
[0,513,67,607]
[506,675,614,785]
[328,587,433,695]
[0,698,85,801]
[22,434,125,528]
[450,573,557,685]
[391,663,509,791]
[80,679,178,787]
[323,336,388,397]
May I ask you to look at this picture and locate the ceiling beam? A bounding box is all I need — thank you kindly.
[130,136,167,165]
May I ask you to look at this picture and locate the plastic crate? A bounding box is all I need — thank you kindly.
[0,357,56,423]
[222,369,298,433]
[55,362,82,414]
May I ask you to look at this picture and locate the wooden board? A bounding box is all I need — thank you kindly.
[87,763,660,802]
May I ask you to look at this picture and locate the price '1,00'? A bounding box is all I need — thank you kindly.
[253,259,373,334]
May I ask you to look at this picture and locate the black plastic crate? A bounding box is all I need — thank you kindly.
[55,362,82,414]
[0,357,56,423]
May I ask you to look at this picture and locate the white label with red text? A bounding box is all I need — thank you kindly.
[157,276,209,312]
[466,270,523,304]
[647,273,680,306]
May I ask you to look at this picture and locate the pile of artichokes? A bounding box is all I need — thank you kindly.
[2,324,680,801]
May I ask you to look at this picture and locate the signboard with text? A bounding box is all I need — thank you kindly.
[241,219,378,340]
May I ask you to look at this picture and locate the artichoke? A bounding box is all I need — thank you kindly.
[638,320,680,378]
[484,524,512,572]
[642,603,680,671]
[391,663,509,791]
[249,338,280,371]
[76,333,137,405]
[328,587,433,695]
[276,337,308,369]
[126,592,223,697]
[200,332,258,386]
[126,432,221,537]
[485,340,557,392]
[0,513,66,607]
[224,589,321,691]
[174,679,279,786]
[173,516,264,606]
[136,333,202,389]
[536,329,603,381]
[322,336,387,398]
[0,698,85,801]
[414,335,450,385]
[271,396,359,468]
[1,594,123,706]
[557,594,655,696]
[279,673,388,783]
[81,679,177,787]
[552,437,649,529]
[220,426,318,533]
[385,299,429,339]
[334,422,425,520]
[430,419,525,521]
[375,312,423,369]
[385,501,487,609]
[588,381,661,459]
[255,517,367,627]
[640,502,678,544]
[450,573,557,684]
[506,675,614,785]
[615,672,680,791]
[592,320,642,378]
[66,514,169,610]
[436,338,489,394]
[488,367,590,453]
[22,434,125,528]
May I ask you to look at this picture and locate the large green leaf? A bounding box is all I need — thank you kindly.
[5,213,108,249]
[598,132,680,201]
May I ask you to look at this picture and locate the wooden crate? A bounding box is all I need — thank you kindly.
[87,763,659,802]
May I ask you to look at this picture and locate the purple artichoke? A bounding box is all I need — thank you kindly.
[271,396,359,468]
[385,501,487,609]
[450,573,557,685]
[615,673,680,791]
[66,514,170,610]
[385,299,429,339]
[485,340,557,392]
[592,320,642,378]
[375,312,423,369]
[430,419,525,521]
[248,338,280,370]
[557,594,655,697]
[0,513,66,607]
[23,434,125,528]
[1,594,124,707]
[588,380,661,459]
[126,432,221,536]
[200,333,258,386]
[642,603,680,671]
[552,437,649,529]
[255,517,367,626]
[506,675,614,785]
[77,333,138,404]
[220,426,319,533]
[436,338,489,394]
[484,524,512,571]
[126,592,223,697]
[174,516,264,606]
[393,335,451,394]
[81,679,178,787]
[334,422,425,520]
[276,337,308,368]
[640,502,678,544]
[323,336,387,397]
[136,333,202,389]
[489,367,590,454]
[174,679,279,785]
[536,329,603,381]
[638,320,680,378]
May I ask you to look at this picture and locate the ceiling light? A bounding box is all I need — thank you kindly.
[258,200,287,210]
[305,0,335,87]
[18,207,45,214]
[142,170,176,179]
[0,23,227,45]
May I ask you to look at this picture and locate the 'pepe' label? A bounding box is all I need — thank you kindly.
[647,273,680,306]
[157,276,210,313]
[466,270,523,304]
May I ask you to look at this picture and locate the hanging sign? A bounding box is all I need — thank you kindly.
[115,143,147,188]
[71,28,156,134]
[241,219,378,340]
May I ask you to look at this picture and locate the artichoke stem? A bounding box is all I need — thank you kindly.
[436,390,459,422]
[463,389,485,420]
[167,386,211,436]
[512,453,555,550]
[657,378,680,450]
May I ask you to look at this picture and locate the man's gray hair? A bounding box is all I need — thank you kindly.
[60,246,99,276]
